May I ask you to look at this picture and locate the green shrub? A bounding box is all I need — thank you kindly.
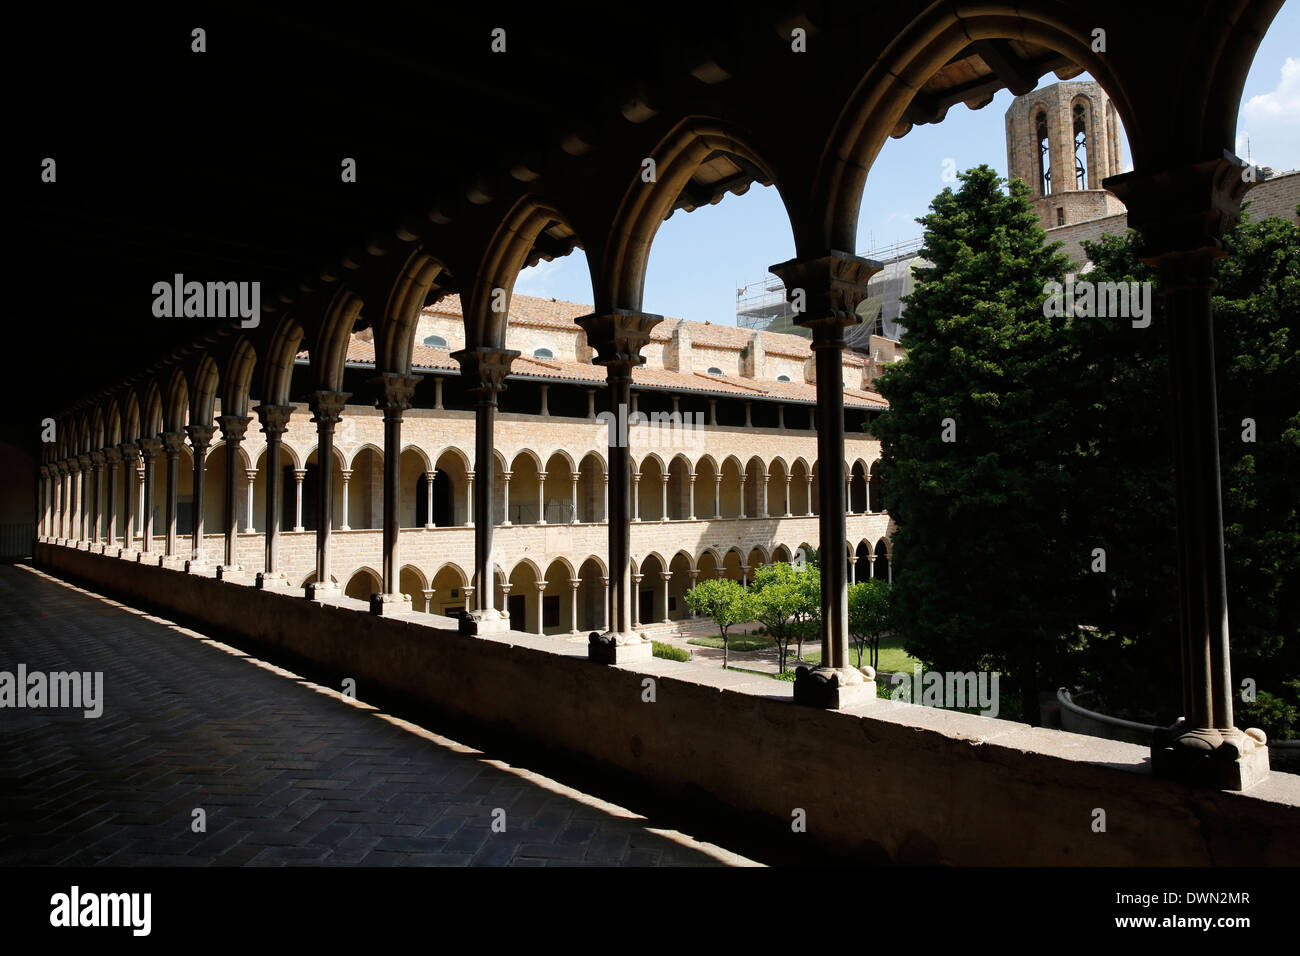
[652,641,690,662]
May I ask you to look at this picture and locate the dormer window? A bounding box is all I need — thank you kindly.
[533,348,554,359]
[423,334,447,348]
[707,366,723,375]
[777,374,791,383]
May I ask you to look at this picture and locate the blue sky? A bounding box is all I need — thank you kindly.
[517,9,1298,325]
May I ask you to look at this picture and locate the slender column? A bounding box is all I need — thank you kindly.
[539,385,550,417]
[866,469,873,513]
[744,402,752,427]
[570,474,579,523]
[600,577,609,631]
[37,466,49,539]
[244,470,257,533]
[76,455,91,542]
[159,431,185,561]
[761,475,770,518]
[216,415,250,575]
[686,570,699,615]
[535,582,547,635]
[372,373,421,615]
[119,445,138,551]
[537,471,548,524]
[422,588,434,614]
[466,472,475,527]
[136,438,161,556]
[254,405,293,588]
[587,389,596,420]
[501,472,512,525]
[339,470,352,530]
[631,473,641,522]
[450,347,516,633]
[713,475,722,517]
[659,571,671,624]
[136,460,146,541]
[778,406,785,429]
[846,475,853,515]
[307,391,348,598]
[631,573,643,628]
[688,474,696,520]
[575,309,662,660]
[738,477,747,519]
[805,475,814,516]
[867,555,875,579]
[434,378,444,410]
[292,470,306,532]
[708,400,717,426]
[90,452,105,545]
[185,424,215,568]
[1108,158,1269,788]
[462,585,474,614]
[103,449,121,548]
[424,471,436,529]
[740,565,750,588]
[772,250,881,707]
[569,578,580,635]
[784,475,793,517]
[849,555,857,585]
[660,475,669,522]
[602,474,608,523]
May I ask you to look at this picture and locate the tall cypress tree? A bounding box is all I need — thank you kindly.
[873,165,1077,723]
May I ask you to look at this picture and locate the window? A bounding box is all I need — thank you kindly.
[423,334,447,348]
[777,374,791,383]
[533,348,554,359]
[1056,208,1065,226]
[707,366,723,375]
[1036,110,1051,196]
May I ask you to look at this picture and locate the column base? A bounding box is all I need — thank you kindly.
[792,665,877,709]
[1151,721,1271,791]
[183,559,213,576]
[216,564,244,581]
[458,608,511,635]
[370,592,413,617]
[588,631,653,664]
[306,581,340,602]
[256,571,290,590]
[158,554,186,570]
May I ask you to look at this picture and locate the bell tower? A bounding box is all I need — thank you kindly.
[1005,80,1127,229]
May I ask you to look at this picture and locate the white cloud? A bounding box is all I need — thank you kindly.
[1237,57,1300,169]
[514,256,566,297]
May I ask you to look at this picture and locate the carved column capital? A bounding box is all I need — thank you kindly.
[770,251,882,340]
[1104,153,1255,287]
[103,447,122,465]
[55,460,69,476]
[160,431,187,458]
[372,372,422,417]
[77,454,93,471]
[39,464,51,479]
[185,424,216,453]
[255,404,294,439]
[574,311,664,369]
[119,442,140,465]
[137,437,163,461]
[450,347,518,396]
[217,415,251,444]
[309,390,351,427]
[90,451,106,468]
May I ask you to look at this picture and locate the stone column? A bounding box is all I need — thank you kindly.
[772,250,880,708]
[848,555,857,585]
[713,475,722,518]
[291,469,306,532]
[537,471,548,524]
[570,474,579,524]
[90,452,105,545]
[867,555,875,579]
[216,415,250,577]
[76,455,91,542]
[185,424,215,569]
[631,472,641,523]
[744,402,752,427]
[784,475,793,517]
[569,578,580,635]
[56,460,69,540]
[602,474,608,524]
[708,400,717,426]
[805,475,814,516]
[466,472,474,527]
[36,466,48,540]
[630,572,643,628]
[740,565,750,588]
[539,385,550,417]
[424,471,436,528]
[119,445,139,553]
[535,582,547,635]
[688,474,696,520]
[422,588,434,614]
[137,438,162,557]
[244,470,257,533]
[660,474,668,522]
[659,571,671,624]
[450,347,516,633]
[738,477,747,519]
[501,471,512,525]
[159,431,185,563]
[372,373,421,616]
[574,309,662,661]
[686,570,699,615]
[339,470,352,530]
[778,406,785,429]
[761,475,770,518]
[254,405,293,588]
[136,459,146,541]
[587,389,596,420]
[307,391,348,599]
[103,448,120,548]
[1108,158,1269,789]
[846,475,853,515]
[600,577,609,631]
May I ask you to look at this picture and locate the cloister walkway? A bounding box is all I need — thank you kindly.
[0,565,755,867]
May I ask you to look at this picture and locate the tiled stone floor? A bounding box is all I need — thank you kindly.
[0,565,757,867]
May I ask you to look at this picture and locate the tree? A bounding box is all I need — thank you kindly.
[848,579,891,670]
[749,561,820,674]
[683,577,750,669]
[873,164,1079,723]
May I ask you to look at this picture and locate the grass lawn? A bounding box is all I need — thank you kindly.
[687,634,776,653]
[799,636,918,674]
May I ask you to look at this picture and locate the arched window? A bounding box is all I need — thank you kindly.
[1073,101,1089,190]
[423,334,447,348]
[777,374,791,383]
[1036,110,1052,196]
[707,366,723,376]
[533,348,554,359]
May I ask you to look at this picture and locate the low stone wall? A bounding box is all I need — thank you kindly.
[35,542,1300,866]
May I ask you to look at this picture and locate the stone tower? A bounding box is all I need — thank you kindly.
[1005,80,1126,230]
